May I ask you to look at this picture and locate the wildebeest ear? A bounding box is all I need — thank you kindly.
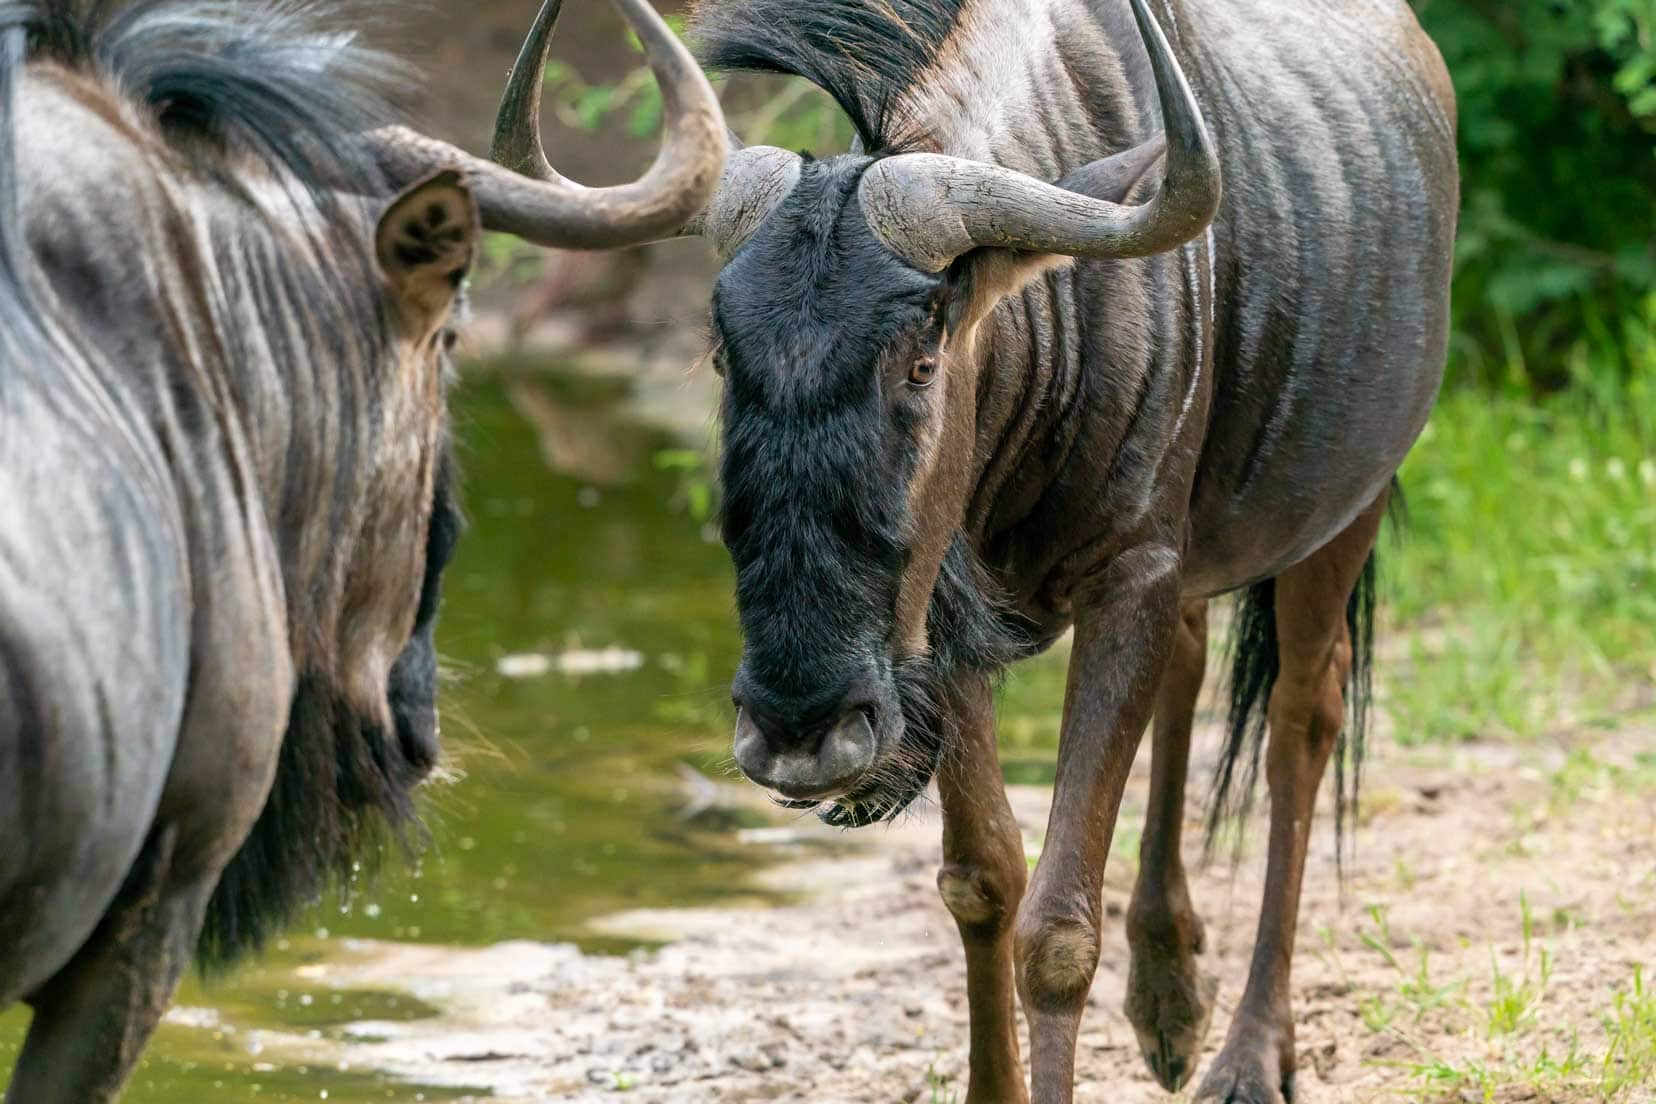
[945,137,1170,334]
[946,249,1074,335]
[376,170,481,326]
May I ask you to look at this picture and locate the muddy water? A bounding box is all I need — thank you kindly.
[0,366,1071,1101]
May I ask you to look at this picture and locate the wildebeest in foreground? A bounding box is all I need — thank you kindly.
[632,0,1457,1098]
[0,0,723,1099]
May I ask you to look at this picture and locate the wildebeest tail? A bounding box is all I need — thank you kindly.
[196,675,424,972]
[1204,482,1398,861]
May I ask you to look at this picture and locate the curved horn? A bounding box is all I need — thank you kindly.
[684,141,803,258]
[857,0,1220,272]
[372,0,726,250]
[490,0,573,186]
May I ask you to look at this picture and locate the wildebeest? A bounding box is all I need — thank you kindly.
[0,0,723,1099]
[650,0,1458,1098]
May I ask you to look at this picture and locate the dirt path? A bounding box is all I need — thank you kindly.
[226,721,1656,1102]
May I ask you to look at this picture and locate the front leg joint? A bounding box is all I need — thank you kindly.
[1016,912,1100,1013]
[938,860,1025,935]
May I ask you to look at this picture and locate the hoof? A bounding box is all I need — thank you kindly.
[1125,911,1215,1091]
[1194,1033,1293,1104]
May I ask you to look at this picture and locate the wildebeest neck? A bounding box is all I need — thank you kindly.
[22,71,429,687]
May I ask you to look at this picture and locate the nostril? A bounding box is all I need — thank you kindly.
[731,706,770,777]
[818,706,877,784]
[836,701,880,741]
[740,703,789,748]
[835,704,878,734]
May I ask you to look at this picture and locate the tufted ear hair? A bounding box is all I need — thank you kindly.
[943,138,1170,336]
[376,169,481,330]
[944,249,1073,339]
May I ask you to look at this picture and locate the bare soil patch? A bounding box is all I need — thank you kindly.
[227,721,1656,1102]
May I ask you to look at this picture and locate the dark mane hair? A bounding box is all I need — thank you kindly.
[0,1,436,970]
[0,0,405,384]
[16,0,402,190]
[691,0,968,150]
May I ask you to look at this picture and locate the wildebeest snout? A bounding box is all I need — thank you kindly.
[731,667,882,800]
[732,706,876,800]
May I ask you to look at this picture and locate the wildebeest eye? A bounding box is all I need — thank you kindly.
[908,355,938,388]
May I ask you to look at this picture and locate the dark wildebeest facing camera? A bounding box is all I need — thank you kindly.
[0,0,724,1100]
[678,0,1458,1101]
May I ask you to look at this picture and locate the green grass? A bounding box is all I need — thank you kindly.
[1548,746,1656,811]
[989,364,1656,754]
[1356,905,1465,1027]
[1484,896,1552,1039]
[1600,966,1656,1096]
[1349,897,1656,1103]
[1386,367,1656,744]
[925,1061,960,1104]
[1398,968,1654,1103]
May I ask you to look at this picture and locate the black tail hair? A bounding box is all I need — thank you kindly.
[1205,481,1401,861]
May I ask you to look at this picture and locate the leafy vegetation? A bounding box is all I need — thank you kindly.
[541,11,852,152]
[1410,0,1655,393]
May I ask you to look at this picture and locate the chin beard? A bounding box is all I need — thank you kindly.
[817,656,945,827]
[775,535,1035,830]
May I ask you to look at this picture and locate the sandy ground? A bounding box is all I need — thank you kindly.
[213,720,1656,1103]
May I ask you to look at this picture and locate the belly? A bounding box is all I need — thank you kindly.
[1181,333,1443,597]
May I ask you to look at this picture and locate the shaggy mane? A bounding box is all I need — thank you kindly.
[691,0,969,151]
[17,0,402,189]
[0,0,405,392]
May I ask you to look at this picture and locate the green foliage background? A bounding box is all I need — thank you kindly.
[1410,0,1654,394]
